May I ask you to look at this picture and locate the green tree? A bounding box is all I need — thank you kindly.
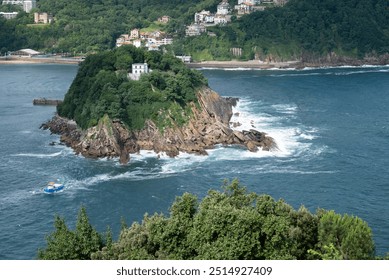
[38,207,103,260]
[314,210,375,260]
[37,215,77,260]
[41,181,381,260]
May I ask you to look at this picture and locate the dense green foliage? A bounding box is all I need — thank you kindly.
[57,46,207,130]
[236,0,389,59]
[39,180,379,260]
[0,0,223,54]
[1,0,388,60]
[38,207,106,260]
[179,0,389,61]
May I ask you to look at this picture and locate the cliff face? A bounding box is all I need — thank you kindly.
[42,86,276,164]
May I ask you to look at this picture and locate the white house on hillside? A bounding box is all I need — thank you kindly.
[128,63,149,80]
[195,10,214,24]
[185,23,206,36]
[238,0,261,4]
[217,0,230,15]
[0,12,18,19]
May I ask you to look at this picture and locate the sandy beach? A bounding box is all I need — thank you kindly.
[0,56,82,65]
[0,56,300,69]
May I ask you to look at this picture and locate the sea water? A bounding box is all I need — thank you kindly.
[0,64,388,259]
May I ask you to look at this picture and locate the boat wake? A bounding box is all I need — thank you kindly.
[12,152,62,158]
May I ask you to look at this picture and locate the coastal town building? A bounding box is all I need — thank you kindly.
[10,48,41,57]
[132,39,142,48]
[157,15,170,23]
[185,23,206,36]
[235,0,268,15]
[187,0,233,33]
[217,0,231,15]
[214,14,231,25]
[230,47,243,57]
[235,3,253,15]
[128,63,149,81]
[130,28,140,39]
[116,29,173,50]
[175,55,192,63]
[116,34,131,47]
[194,10,214,24]
[34,12,53,24]
[2,0,36,13]
[261,0,288,4]
[238,0,261,4]
[0,11,18,19]
[273,0,289,6]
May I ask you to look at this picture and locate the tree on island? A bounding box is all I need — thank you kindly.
[38,180,378,260]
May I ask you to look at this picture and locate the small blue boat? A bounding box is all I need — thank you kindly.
[44,181,64,194]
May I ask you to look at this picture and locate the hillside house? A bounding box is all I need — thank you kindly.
[194,10,214,24]
[158,16,170,23]
[273,0,289,6]
[217,0,230,15]
[176,55,192,63]
[185,23,206,36]
[235,3,254,15]
[214,14,231,25]
[34,12,53,24]
[116,34,131,47]
[129,63,149,80]
[0,12,18,19]
[130,29,140,39]
[238,0,261,4]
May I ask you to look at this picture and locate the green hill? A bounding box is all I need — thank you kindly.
[57,46,207,130]
[1,0,388,60]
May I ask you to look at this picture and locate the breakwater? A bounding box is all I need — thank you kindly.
[33,98,62,106]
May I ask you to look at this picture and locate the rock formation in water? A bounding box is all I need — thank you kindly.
[42,86,276,164]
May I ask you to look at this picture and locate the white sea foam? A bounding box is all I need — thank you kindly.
[229,97,325,160]
[254,166,337,175]
[160,152,208,174]
[13,151,62,158]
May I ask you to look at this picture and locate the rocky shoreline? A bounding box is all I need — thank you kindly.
[41,86,276,164]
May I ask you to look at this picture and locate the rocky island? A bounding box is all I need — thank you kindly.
[42,46,275,164]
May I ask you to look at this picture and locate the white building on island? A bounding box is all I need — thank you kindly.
[128,63,149,81]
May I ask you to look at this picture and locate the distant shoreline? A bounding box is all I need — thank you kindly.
[0,56,82,65]
[188,59,389,70]
[1,56,388,70]
[187,60,301,70]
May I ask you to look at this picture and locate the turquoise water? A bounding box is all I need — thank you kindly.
[0,64,388,259]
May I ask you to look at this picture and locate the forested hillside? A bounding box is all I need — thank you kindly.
[178,0,389,61]
[1,0,388,60]
[0,0,223,53]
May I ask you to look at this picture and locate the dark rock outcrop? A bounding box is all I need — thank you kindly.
[42,86,276,163]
